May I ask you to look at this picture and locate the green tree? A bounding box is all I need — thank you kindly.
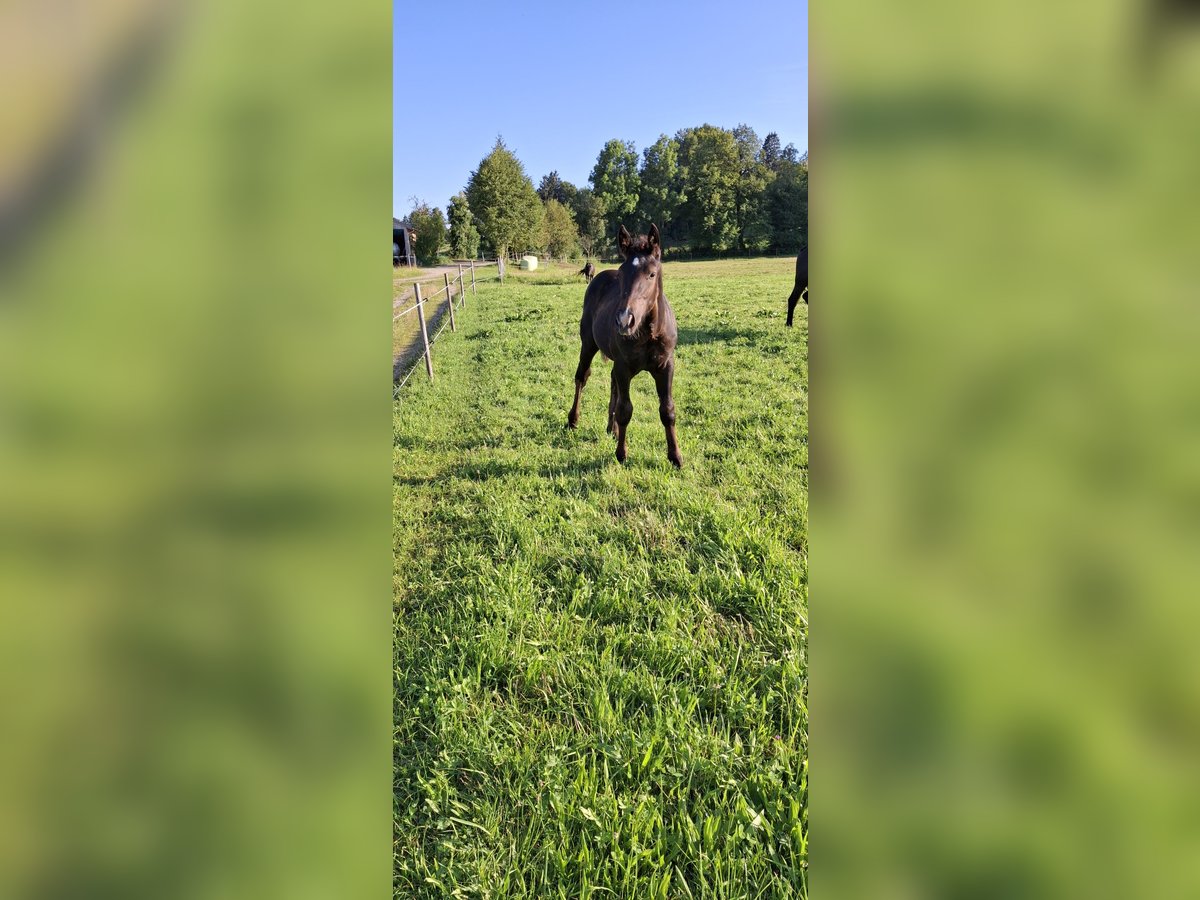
[570,188,609,259]
[446,192,480,259]
[407,199,446,265]
[765,157,807,252]
[558,179,579,211]
[732,124,772,252]
[542,199,580,259]
[539,172,579,216]
[637,134,681,238]
[761,132,783,170]
[537,171,563,203]
[522,201,546,256]
[589,139,640,235]
[465,138,543,259]
[676,125,740,252]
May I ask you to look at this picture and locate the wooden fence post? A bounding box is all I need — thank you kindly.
[498,255,505,284]
[457,264,466,307]
[414,282,434,380]
[470,259,477,296]
[444,273,456,332]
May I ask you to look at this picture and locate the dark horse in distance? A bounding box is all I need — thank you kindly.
[567,224,682,468]
[786,246,808,326]
[578,260,596,281]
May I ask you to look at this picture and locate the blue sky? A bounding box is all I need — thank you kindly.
[394,0,807,218]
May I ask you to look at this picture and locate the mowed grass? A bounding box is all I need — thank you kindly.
[394,256,808,899]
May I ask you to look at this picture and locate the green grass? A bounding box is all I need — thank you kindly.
[394,256,807,898]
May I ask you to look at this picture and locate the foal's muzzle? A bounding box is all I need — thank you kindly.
[615,309,634,333]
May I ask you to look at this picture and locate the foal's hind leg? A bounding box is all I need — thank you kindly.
[568,339,599,428]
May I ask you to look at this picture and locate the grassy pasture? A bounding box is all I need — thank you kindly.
[394,256,808,898]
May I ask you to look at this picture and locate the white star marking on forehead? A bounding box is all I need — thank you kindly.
[631,256,641,267]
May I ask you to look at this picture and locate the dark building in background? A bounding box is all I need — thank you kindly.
[393,217,416,266]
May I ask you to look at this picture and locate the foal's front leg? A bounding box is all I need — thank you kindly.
[606,368,619,436]
[568,340,598,428]
[653,363,683,468]
[786,287,802,326]
[612,369,633,463]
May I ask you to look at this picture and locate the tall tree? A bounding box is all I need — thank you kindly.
[761,132,783,171]
[732,124,772,252]
[539,172,579,210]
[465,138,543,259]
[537,171,564,203]
[542,199,580,259]
[407,199,446,265]
[529,213,550,257]
[781,142,800,164]
[636,134,682,237]
[676,125,740,251]
[570,187,609,259]
[670,127,696,239]
[446,192,480,259]
[556,179,579,211]
[589,139,641,236]
[765,158,807,252]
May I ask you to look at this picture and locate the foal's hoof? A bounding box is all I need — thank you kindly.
[567,415,578,429]
[615,448,627,464]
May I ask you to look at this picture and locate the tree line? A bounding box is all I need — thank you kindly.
[403,125,807,264]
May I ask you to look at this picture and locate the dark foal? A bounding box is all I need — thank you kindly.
[567,224,682,468]
[579,261,596,281]
[785,246,808,326]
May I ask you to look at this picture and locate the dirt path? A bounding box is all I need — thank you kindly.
[392,266,466,310]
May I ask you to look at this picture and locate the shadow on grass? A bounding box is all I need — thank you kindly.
[394,432,477,453]
[394,448,679,487]
[677,325,760,346]
[440,455,611,483]
[395,399,682,481]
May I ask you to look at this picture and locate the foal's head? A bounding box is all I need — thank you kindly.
[613,224,662,337]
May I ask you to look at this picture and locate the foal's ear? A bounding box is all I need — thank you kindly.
[647,223,661,256]
[618,224,632,257]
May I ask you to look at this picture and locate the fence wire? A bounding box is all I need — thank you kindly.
[392,261,498,397]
